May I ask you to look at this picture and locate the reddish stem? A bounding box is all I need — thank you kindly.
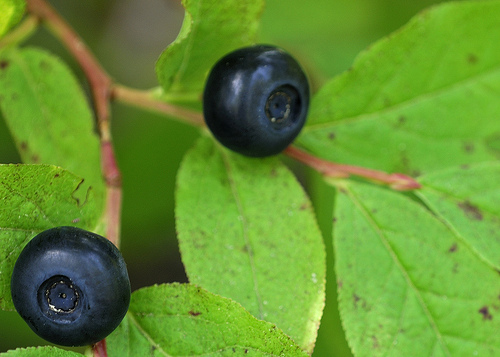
[26,0,111,126]
[284,146,421,191]
[26,0,122,248]
[92,339,108,357]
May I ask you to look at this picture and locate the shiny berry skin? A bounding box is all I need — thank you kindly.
[10,226,131,346]
[203,45,310,157]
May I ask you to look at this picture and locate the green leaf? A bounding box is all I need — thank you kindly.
[0,346,82,356]
[106,283,308,357]
[155,0,263,96]
[0,0,25,39]
[0,47,104,206]
[297,0,500,175]
[333,181,500,357]
[0,164,103,311]
[175,136,325,353]
[417,162,500,271]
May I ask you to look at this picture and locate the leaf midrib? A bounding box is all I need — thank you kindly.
[344,184,451,357]
[219,149,265,320]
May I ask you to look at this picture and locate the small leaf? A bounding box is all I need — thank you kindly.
[417,162,500,271]
[0,346,82,356]
[297,0,500,175]
[334,181,500,356]
[0,164,103,311]
[0,0,25,39]
[0,47,104,205]
[156,0,264,96]
[106,283,308,357]
[175,136,326,353]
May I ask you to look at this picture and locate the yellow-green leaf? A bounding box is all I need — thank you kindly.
[107,283,308,357]
[175,136,326,353]
[0,0,25,39]
[156,0,263,96]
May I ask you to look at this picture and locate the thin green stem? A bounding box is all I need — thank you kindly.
[0,15,39,48]
[112,84,205,127]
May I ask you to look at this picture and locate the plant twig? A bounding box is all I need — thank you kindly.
[284,146,421,191]
[26,0,122,250]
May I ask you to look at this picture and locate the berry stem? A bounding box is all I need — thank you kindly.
[112,84,205,127]
[284,146,421,191]
[92,339,108,357]
[26,0,122,249]
[0,15,39,48]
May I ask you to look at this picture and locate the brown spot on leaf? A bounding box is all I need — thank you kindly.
[372,335,380,349]
[458,201,483,221]
[242,244,252,256]
[0,60,8,69]
[20,141,28,151]
[189,310,201,316]
[411,169,422,177]
[448,244,458,253]
[39,60,51,71]
[467,54,478,64]
[479,306,493,320]
[300,203,308,210]
[31,154,40,163]
[328,132,336,140]
[394,115,406,128]
[463,142,475,153]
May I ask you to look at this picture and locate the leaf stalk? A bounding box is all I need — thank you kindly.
[284,146,421,191]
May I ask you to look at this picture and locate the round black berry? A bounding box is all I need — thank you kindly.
[203,45,310,157]
[10,226,131,346]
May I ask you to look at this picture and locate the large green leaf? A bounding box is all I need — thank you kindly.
[0,0,25,39]
[0,164,102,311]
[297,0,500,175]
[333,181,500,356]
[0,346,82,356]
[0,47,104,204]
[417,161,500,270]
[155,0,263,96]
[106,283,308,357]
[176,136,325,353]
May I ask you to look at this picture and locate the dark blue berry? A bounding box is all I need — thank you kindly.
[10,226,131,346]
[203,45,310,157]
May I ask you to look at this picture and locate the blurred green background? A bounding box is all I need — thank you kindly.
[0,0,450,354]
